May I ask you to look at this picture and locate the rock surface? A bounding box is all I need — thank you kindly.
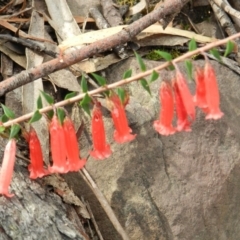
[0,139,89,240]
[67,58,240,240]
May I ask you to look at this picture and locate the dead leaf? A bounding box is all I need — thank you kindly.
[60,24,216,51]
[127,0,147,17]
[49,69,81,92]
[22,9,49,165]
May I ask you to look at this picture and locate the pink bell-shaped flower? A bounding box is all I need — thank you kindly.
[109,94,136,143]
[90,102,112,160]
[63,116,86,171]
[0,139,16,197]
[204,62,224,120]
[153,82,176,135]
[193,67,208,111]
[173,80,191,132]
[28,128,49,179]
[48,115,69,174]
[175,70,195,120]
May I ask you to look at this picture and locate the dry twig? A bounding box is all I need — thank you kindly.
[80,168,129,240]
[0,0,190,96]
[212,0,240,20]
[2,31,240,128]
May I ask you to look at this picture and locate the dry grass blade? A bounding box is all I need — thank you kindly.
[80,167,130,240]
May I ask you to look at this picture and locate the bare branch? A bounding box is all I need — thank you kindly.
[0,0,190,96]
[212,0,240,20]
[2,30,240,128]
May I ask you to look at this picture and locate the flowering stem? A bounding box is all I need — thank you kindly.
[2,32,240,127]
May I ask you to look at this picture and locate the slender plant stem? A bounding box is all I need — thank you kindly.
[80,168,130,240]
[2,31,240,128]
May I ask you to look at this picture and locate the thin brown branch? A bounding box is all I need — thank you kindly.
[212,0,240,20]
[2,31,240,128]
[0,34,57,57]
[0,0,190,96]
[80,167,130,240]
[89,7,128,59]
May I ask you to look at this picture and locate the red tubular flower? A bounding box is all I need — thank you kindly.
[193,68,208,110]
[176,70,195,120]
[48,115,69,174]
[204,62,224,120]
[63,116,86,171]
[173,80,191,132]
[153,82,176,135]
[109,94,136,143]
[0,139,16,197]
[90,102,112,160]
[28,128,49,179]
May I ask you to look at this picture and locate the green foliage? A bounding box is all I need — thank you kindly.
[149,70,159,83]
[0,114,8,123]
[154,50,172,61]
[224,41,234,57]
[91,73,107,86]
[80,94,92,116]
[134,51,146,72]
[37,95,43,109]
[57,108,65,125]
[140,78,151,95]
[145,50,163,61]
[185,60,193,80]
[40,91,54,105]
[210,48,222,62]
[146,48,181,61]
[65,92,77,100]
[0,126,5,133]
[188,39,197,51]
[1,104,15,119]
[47,110,54,120]
[81,75,88,92]
[29,110,42,124]
[117,88,125,104]
[123,69,132,79]
[9,124,20,139]
[154,50,174,70]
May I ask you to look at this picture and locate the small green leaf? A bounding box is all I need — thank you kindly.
[57,108,65,125]
[140,78,151,95]
[9,124,20,139]
[103,90,110,97]
[168,65,175,71]
[188,39,197,51]
[117,88,125,104]
[1,104,15,119]
[224,40,234,57]
[123,69,132,79]
[149,70,159,83]
[185,60,193,80]
[81,75,88,92]
[0,114,9,123]
[47,110,54,119]
[40,91,54,105]
[29,110,42,124]
[210,48,222,62]
[154,50,172,61]
[91,73,106,86]
[80,94,91,116]
[37,95,43,109]
[65,92,76,100]
[0,126,5,133]
[134,51,146,72]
